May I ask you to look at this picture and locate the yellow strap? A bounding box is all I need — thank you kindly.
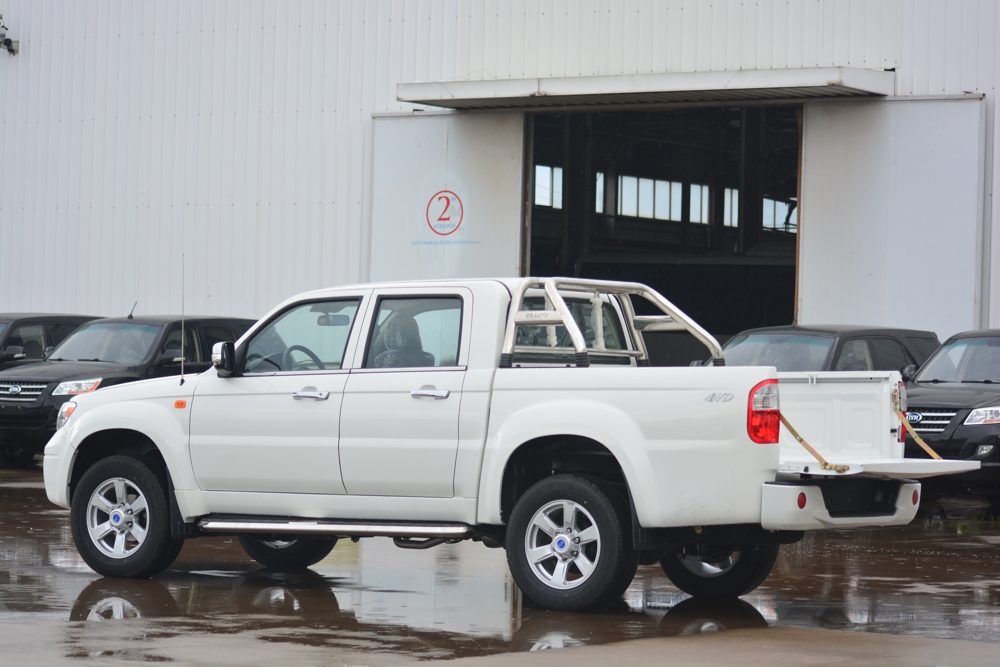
[895,408,943,460]
[779,413,849,474]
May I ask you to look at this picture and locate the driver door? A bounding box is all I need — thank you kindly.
[189,293,367,494]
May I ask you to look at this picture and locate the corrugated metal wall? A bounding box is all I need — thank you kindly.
[0,0,998,322]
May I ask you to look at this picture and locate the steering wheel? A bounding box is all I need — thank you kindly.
[246,352,281,372]
[282,344,325,371]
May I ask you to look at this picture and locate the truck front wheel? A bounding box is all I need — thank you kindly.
[505,475,637,611]
[70,455,183,578]
[659,544,779,598]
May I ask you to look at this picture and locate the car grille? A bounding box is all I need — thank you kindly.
[0,381,49,403]
[906,408,958,434]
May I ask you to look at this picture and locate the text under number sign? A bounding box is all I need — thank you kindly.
[425,190,464,236]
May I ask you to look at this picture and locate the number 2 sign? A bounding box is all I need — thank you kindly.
[425,190,464,236]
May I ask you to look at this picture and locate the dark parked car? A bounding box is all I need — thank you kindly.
[721,325,940,373]
[0,313,100,371]
[0,315,254,466]
[903,330,1000,510]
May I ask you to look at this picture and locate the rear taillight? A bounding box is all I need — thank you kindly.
[897,380,908,443]
[748,379,780,444]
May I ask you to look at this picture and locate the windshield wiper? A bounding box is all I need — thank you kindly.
[76,358,107,362]
[962,379,997,384]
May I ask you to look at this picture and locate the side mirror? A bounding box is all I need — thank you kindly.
[42,346,54,359]
[901,364,917,382]
[1,345,25,361]
[212,341,236,377]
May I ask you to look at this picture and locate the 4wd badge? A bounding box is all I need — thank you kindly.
[704,392,734,403]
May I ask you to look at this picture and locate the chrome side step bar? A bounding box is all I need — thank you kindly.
[197,516,472,539]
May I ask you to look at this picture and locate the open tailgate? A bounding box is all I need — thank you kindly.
[778,458,979,479]
[778,371,980,480]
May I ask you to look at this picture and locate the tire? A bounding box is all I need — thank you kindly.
[70,455,183,578]
[505,475,637,611]
[239,536,337,570]
[659,543,779,598]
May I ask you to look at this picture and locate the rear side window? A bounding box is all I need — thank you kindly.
[833,339,873,371]
[870,337,910,371]
[513,297,629,365]
[364,297,462,369]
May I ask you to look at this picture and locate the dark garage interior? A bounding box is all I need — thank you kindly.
[529,105,801,361]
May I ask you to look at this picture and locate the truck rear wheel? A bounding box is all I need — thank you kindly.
[70,455,183,578]
[505,475,637,611]
[239,536,337,570]
[659,544,779,598]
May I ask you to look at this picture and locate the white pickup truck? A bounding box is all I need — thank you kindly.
[43,278,976,611]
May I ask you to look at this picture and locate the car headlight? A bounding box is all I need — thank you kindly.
[964,406,1000,426]
[52,378,102,396]
[55,401,77,430]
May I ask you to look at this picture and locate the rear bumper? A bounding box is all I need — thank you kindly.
[760,479,920,530]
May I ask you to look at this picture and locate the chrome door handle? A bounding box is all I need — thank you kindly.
[293,390,330,401]
[410,387,450,399]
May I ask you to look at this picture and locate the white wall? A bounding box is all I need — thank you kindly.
[1,0,999,326]
[799,97,985,338]
[370,113,524,281]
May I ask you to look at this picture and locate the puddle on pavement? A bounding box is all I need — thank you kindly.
[1,468,999,664]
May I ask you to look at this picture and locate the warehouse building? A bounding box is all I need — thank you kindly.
[0,1,996,348]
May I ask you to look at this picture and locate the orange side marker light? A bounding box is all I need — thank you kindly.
[174,399,187,409]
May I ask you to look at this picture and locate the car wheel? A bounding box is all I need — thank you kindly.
[70,455,183,578]
[505,475,637,611]
[239,536,337,570]
[659,544,779,598]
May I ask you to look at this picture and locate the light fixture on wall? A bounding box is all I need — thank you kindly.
[0,15,19,55]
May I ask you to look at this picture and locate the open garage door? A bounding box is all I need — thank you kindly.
[799,97,985,337]
[369,113,525,281]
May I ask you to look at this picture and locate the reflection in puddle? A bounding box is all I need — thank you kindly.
[1,469,999,664]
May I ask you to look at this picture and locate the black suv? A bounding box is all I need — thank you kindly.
[0,314,100,371]
[721,325,940,372]
[904,330,1000,510]
[0,315,254,466]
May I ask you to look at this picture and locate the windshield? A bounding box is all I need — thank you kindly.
[0,322,7,340]
[49,322,161,365]
[723,333,834,372]
[916,336,1000,383]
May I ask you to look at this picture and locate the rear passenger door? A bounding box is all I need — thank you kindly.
[339,288,470,498]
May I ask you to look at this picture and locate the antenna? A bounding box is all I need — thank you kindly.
[179,253,186,386]
[127,301,138,320]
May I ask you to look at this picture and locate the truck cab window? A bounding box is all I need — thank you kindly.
[245,299,360,373]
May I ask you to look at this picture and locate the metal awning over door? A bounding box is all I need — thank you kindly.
[398,67,895,110]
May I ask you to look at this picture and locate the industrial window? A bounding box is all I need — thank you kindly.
[618,175,681,221]
[723,188,739,227]
[762,197,798,233]
[595,172,605,213]
[534,165,563,209]
[689,184,710,224]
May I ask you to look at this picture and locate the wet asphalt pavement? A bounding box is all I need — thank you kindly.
[1,466,999,666]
